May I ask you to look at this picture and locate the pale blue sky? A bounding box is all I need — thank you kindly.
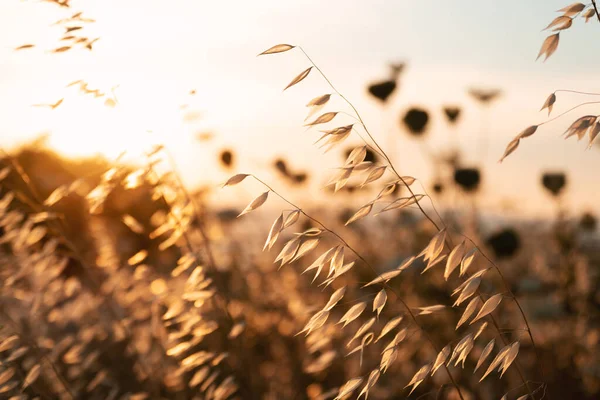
[1,0,599,217]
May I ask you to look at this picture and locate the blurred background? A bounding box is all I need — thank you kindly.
[1,0,600,216]
[0,1,599,399]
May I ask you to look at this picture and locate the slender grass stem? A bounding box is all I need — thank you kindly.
[592,0,600,23]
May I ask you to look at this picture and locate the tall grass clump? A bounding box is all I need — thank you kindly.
[0,147,239,399]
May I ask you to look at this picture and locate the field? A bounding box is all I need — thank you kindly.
[0,1,599,399]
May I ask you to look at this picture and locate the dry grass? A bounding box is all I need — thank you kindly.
[1,2,600,400]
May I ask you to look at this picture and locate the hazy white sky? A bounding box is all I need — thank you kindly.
[1,0,599,217]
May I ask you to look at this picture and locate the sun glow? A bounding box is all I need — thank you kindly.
[33,83,196,160]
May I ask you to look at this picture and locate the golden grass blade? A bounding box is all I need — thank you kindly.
[453,277,481,306]
[238,191,269,217]
[540,93,556,115]
[460,248,477,276]
[324,286,346,311]
[373,289,387,317]
[22,364,41,389]
[284,67,312,91]
[305,112,338,127]
[335,377,363,400]
[471,294,503,324]
[358,369,380,399]
[306,94,331,107]
[406,363,432,395]
[445,240,466,280]
[480,344,512,381]
[345,203,373,226]
[375,316,403,342]
[559,2,586,16]
[456,297,480,329]
[431,345,451,375]
[537,33,560,61]
[475,339,495,372]
[223,173,249,187]
[339,302,366,327]
[258,44,295,55]
[417,305,445,315]
[264,214,284,251]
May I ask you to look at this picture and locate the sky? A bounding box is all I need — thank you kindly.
[1,0,600,217]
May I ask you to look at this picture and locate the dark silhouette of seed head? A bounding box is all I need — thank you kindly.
[368,81,396,103]
[432,182,444,194]
[580,212,597,232]
[217,208,239,223]
[292,173,308,184]
[219,150,234,168]
[402,108,429,136]
[486,228,521,259]
[274,159,289,176]
[454,168,480,192]
[443,106,461,124]
[542,172,566,196]
[468,88,502,105]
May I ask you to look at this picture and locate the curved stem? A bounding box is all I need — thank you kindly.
[250,175,466,400]
[538,101,600,127]
[554,89,600,96]
[592,0,600,23]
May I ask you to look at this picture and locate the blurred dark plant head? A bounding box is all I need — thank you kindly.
[486,228,521,259]
[580,212,597,232]
[274,158,289,177]
[344,147,378,164]
[389,62,405,79]
[432,182,444,194]
[217,208,239,224]
[368,80,396,103]
[443,106,461,124]
[220,149,234,169]
[541,172,567,196]
[292,173,308,185]
[442,149,461,168]
[468,88,502,105]
[402,107,429,137]
[273,158,309,186]
[453,167,481,192]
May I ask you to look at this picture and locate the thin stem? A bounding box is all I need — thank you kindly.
[538,101,600,127]
[554,89,600,96]
[592,0,600,23]
[249,175,466,400]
